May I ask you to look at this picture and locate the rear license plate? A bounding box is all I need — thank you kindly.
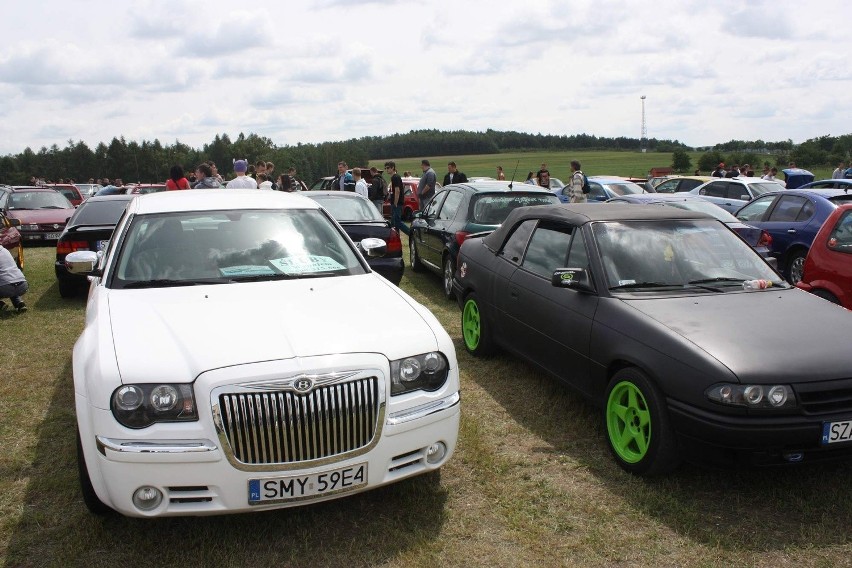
[821,421,852,445]
[45,232,61,239]
[24,234,42,240]
[249,462,367,504]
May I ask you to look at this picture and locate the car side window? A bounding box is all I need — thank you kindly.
[726,184,748,200]
[796,199,815,222]
[768,196,809,222]
[736,196,775,222]
[655,180,678,193]
[424,191,446,218]
[828,211,852,253]
[521,224,573,278]
[589,183,606,201]
[437,190,463,221]
[500,220,537,264]
[702,182,728,198]
[679,179,703,192]
[566,228,590,271]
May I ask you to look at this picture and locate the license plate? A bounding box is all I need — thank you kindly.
[24,234,42,240]
[821,421,852,445]
[248,462,367,504]
[46,232,61,239]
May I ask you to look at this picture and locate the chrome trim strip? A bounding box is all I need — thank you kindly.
[96,437,218,456]
[386,391,461,426]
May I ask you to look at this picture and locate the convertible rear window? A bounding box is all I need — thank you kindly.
[111,208,366,286]
[470,193,558,225]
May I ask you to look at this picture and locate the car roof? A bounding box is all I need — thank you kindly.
[127,189,321,215]
[801,179,852,187]
[773,187,852,198]
[304,191,368,198]
[82,194,135,203]
[10,186,59,193]
[610,194,705,203]
[482,203,710,250]
[443,181,554,194]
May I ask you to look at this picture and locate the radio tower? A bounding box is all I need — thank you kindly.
[640,95,647,153]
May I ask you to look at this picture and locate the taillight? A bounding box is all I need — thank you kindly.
[757,230,772,247]
[455,231,471,247]
[386,228,402,253]
[57,240,89,255]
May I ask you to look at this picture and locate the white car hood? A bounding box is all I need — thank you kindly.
[108,275,437,383]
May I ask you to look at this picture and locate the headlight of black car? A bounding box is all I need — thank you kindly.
[390,352,449,395]
[111,384,198,428]
[706,384,797,409]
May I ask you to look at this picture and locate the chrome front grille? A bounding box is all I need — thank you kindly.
[217,376,381,466]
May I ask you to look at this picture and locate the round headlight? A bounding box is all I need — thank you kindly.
[767,386,788,407]
[719,385,733,403]
[150,385,179,412]
[423,352,442,374]
[400,358,422,382]
[744,385,764,405]
[132,486,163,511]
[114,385,144,411]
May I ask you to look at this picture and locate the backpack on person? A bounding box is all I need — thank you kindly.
[577,171,591,194]
[369,175,386,201]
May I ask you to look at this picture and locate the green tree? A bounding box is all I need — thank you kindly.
[672,150,691,173]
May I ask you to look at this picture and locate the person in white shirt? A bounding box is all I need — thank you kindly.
[0,246,28,312]
[833,162,847,179]
[353,168,369,199]
[225,159,258,189]
[762,167,778,181]
[256,173,273,190]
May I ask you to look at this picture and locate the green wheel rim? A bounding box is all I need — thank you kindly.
[606,380,652,464]
[462,299,481,350]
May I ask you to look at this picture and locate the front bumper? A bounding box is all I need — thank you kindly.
[667,398,852,466]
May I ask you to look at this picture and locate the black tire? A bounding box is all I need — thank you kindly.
[77,428,112,515]
[410,237,424,273]
[461,292,495,357]
[442,255,456,300]
[58,277,77,299]
[785,248,808,284]
[603,368,680,476]
[812,289,841,305]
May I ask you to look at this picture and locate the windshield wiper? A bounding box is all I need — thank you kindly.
[40,205,67,209]
[609,281,680,290]
[228,273,296,282]
[122,279,217,289]
[688,277,746,285]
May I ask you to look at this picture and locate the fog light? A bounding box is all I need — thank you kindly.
[744,385,763,405]
[425,442,447,464]
[132,486,163,511]
[768,386,788,407]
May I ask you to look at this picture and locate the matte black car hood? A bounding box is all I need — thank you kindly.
[621,288,852,383]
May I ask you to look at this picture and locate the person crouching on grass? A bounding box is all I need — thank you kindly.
[0,246,28,312]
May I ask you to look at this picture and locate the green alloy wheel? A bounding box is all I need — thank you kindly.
[604,368,680,475]
[462,293,494,357]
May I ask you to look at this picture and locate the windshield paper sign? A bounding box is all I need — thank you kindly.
[270,255,345,274]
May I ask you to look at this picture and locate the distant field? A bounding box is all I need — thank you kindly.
[372,151,834,182]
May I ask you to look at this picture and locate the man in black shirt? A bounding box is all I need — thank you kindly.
[443,161,468,186]
[385,161,410,236]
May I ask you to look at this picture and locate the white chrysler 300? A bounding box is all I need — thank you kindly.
[68,189,460,517]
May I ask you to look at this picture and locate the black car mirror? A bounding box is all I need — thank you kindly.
[551,268,595,293]
[359,237,387,258]
[65,250,100,275]
[411,218,428,230]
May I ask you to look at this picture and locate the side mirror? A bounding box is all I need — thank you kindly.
[595,195,607,202]
[740,194,750,201]
[359,237,387,258]
[411,218,428,230]
[8,218,21,227]
[551,268,595,293]
[65,250,100,275]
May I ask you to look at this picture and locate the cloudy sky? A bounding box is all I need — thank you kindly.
[0,0,848,156]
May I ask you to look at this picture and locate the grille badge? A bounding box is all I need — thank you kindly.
[239,371,360,393]
[293,378,314,393]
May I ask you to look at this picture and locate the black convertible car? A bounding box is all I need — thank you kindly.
[453,204,852,474]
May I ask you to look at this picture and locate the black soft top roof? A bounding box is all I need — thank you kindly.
[482,203,712,250]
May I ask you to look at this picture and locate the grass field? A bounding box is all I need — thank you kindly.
[3,241,852,568]
[371,151,834,183]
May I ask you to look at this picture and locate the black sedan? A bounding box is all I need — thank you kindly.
[55,194,134,297]
[410,181,559,299]
[453,204,852,474]
[303,191,404,285]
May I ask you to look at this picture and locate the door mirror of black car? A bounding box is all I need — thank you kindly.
[411,218,428,230]
[65,250,100,275]
[551,268,595,293]
[359,237,387,258]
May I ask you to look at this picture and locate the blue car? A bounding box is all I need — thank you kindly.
[734,188,852,283]
[799,179,852,191]
[552,176,647,203]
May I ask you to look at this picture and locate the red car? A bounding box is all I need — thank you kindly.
[1,187,75,243]
[0,192,24,268]
[796,203,852,308]
[382,177,439,221]
[46,184,84,207]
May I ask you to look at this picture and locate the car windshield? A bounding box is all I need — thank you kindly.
[593,219,781,291]
[471,193,559,225]
[749,182,784,196]
[8,191,72,210]
[68,199,131,227]
[603,182,644,196]
[111,208,366,287]
[306,195,383,222]
[656,200,738,223]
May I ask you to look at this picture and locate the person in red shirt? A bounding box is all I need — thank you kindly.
[166,165,191,190]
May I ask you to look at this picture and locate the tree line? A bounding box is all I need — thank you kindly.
[0,129,848,185]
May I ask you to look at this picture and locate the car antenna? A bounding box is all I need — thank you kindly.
[508,159,520,191]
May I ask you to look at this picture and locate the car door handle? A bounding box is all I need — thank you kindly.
[787,229,797,234]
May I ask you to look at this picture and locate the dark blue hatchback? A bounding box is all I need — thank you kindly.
[734,188,852,283]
